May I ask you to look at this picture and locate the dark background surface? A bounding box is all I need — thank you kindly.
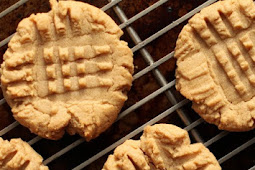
[0,0,254,169]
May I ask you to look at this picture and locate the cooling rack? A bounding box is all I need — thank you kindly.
[0,0,254,169]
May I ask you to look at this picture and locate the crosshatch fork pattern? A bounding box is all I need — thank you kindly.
[40,45,113,97]
[186,7,255,99]
[2,44,114,99]
[0,0,254,170]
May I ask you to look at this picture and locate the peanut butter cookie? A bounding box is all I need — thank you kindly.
[175,0,255,131]
[1,0,134,140]
[0,137,48,170]
[103,124,221,170]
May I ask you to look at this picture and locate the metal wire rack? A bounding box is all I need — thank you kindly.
[0,0,254,169]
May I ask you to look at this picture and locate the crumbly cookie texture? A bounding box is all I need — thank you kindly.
[175,0,255,131]
[0,137,48,170]
[103,124,221,170]
[0,0,134,141]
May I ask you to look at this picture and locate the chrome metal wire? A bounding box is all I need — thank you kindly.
[0,0,254,169]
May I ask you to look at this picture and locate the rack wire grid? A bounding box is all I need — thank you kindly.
[0,0,254,169]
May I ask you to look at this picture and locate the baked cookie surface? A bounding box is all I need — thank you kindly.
[175,0,255,131]
[0,137,48,170]
[1,0,134,140]
[103,124,221,170]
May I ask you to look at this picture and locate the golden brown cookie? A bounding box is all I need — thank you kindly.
[103,124,221,170]
[0,0,134,141]
[0,137,48,170]
[175,0,255,131]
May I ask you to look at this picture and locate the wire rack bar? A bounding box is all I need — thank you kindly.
[131,0,217,53]
[133,51,174,80]
[218,137,255,164]
[0,0,29,19]
[0,98,6,105]
[44,138,85,165]
[119,0,168,29]
[28,136,42,145]
[101,0,122,11]
[248,165,255,170]
[116,79,175,121]
[184,118,204,131]
[0,121,19,136]
[112,0,204,143]
[72,99,189,170]
[0,33,14,48]
[204,131,229,147]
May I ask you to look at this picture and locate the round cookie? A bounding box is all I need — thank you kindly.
[0,137,48,170]
[175,0,255,131]
[103,124,221,170]
[0,0,134,141]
